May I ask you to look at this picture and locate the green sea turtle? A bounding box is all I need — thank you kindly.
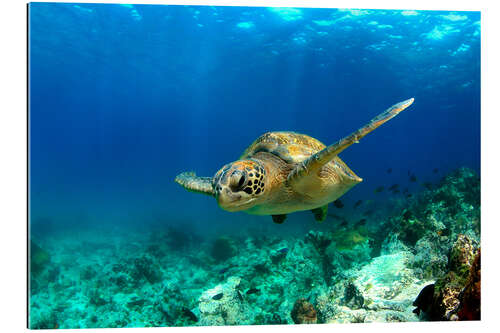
[175,98,414,224]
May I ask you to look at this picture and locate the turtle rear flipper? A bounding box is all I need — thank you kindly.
[311,205,328,222]
[288,98,414,185]
[175,172,214,196]
[272,214,287,224]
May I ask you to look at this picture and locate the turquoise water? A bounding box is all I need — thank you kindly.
[28,3,480,328]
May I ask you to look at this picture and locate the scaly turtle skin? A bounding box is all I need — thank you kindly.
[175,98,414,223]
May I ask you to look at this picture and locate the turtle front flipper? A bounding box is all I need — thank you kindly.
[175,172,214,196]
[288,98,414,185]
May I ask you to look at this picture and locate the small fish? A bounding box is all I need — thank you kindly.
[182,307,198,322]
[363,210,374,216]
[422,182,433,190]
[327,213,341,220]
[218,266,234,274]
[277,247,289,254]
[212,293,223,300]
[406,194,413,198]
[433,168,439,174]
[402,210,412,220]
[374,186,384,193]
[387,168,392,174]
[409,174,417,182]
[339,220,348,227]
[354,218,367,227]
[393,189,400,194]
[246,288,260,295]
[388,184,399,191]
[354,200,363,208]
[333,199,344,208]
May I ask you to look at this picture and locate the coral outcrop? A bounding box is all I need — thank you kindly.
[457,248,480,320]
[210,237,238,262]
[30,240,51,277]
[412,234,480,321]
[291,298,317,324]
[198,276,249,326]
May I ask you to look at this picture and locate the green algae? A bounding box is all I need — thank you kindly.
[332,227,371,251]
[30,240,51,277]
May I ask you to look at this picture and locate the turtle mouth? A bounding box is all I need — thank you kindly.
[217,191,257,212]
[216,188,241,207]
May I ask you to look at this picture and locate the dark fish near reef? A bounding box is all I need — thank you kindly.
[409,174,417,182]
[402,210,412,220]
[218,265,235,274]
[422,182,433,190]
[387,168,392,174]
[354,219,367,227]
[246,288,260,295]
[406,194,413,198]
[333,199,344,208]
[181,308,198,322]
[327,213,341,220]
[393,189,400,194]
[277,247,289,254]
[388,184,399,191]
[433,168,439,174]
[339,220,349,227]
[363,210,374,216]
[354,200,363,208]
[413,284,435,316]
[212,293,223,300]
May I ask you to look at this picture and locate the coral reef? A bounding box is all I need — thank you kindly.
[412,234,480,321]
[28,167,480,328]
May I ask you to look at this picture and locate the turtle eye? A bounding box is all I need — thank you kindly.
[238,175,245,187]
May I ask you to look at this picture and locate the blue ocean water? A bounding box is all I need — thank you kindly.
[28,3,481,328]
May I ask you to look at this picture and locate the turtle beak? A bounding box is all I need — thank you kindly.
[217,187,243,212]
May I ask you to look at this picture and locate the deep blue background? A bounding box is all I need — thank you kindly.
[29,3,480,236]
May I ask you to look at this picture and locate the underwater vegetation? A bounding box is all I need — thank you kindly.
[30,240,51,277]
[29,167,480,328]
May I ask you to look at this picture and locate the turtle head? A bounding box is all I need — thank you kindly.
[213,159,267,212]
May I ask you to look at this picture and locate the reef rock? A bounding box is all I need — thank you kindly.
[290,298,317,324]
[457,248,480,320]
[316,251,430,323]
[197,276,249,326]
